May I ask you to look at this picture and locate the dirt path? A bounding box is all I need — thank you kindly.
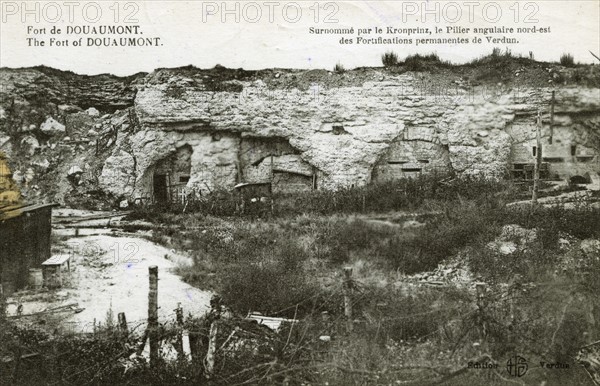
[8,234,212,333]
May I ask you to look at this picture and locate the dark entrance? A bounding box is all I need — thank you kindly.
[570,175,590,185]
[153,174,168,203]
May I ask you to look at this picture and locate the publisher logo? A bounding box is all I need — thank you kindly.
[506,356,528,377]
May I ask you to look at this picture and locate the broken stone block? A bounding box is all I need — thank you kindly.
[20,135,40,156]
[40,117,66,135]
[67,165,83,176]
[12,170,23,183]
[33,159,50,170]
[86,107,100,117]
[58,104,82,114]
[24,168,35,183]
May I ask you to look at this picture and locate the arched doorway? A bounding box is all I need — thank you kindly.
[153,145,193,203]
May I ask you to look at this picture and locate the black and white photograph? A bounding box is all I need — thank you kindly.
[1,1,599,384]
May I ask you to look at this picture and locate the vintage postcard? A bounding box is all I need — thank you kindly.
[1,1,599,385]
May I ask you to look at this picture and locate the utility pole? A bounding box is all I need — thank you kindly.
[532,110,542,205]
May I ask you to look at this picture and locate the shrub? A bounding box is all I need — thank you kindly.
[403,53,446,72]
[380,202,502,274]
[333,62,346,73]
[218,242,326,317]
[381,51,399,67]
[560,53,575,67]
[313,218,397,264]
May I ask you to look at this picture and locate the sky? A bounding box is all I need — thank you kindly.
[1,0,599,76]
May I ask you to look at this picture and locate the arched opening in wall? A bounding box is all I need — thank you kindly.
[371,138,451,183]
[570,174,590,185]
[152,144,193,204]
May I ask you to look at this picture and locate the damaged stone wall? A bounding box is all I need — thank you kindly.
[109,130,241,201]
[509,113,600,181]
[239,136,314,194]
[1,65,599,206]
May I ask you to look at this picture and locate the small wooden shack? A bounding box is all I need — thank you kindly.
[0,203,56,296]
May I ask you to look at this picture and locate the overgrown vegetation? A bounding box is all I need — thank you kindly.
[380,51,450,72]
[4,175,600,385]
[333,62,346,73]
[128,173,518,220]
[560,53,576,67]
[381,50,399,67]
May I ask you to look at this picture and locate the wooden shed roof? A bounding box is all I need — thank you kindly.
[0,203,58,222]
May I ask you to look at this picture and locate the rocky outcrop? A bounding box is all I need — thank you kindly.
[0,64,599,206]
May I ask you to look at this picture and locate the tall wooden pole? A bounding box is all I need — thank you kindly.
[148,266,159,364]
[532,110,542,205]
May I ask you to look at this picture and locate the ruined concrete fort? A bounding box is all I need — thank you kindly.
[0,64,598,206]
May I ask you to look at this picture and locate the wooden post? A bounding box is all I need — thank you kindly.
[175,303,184,359]
[118,312,128,336]
[166,172,171,204]
[205,295,222,378]
[270,155,275,215]
[549,91,555,144]
[532,110,542,205]
[182,330,191,359]
[148,266,159,364]
[343,267,353,333]
[475,282,487,339]
[235,159,242,184]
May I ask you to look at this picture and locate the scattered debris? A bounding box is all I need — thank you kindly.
[246,312,298,332]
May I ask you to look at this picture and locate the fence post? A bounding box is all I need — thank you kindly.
[205,295,222,378]
[475,282,487,339]
[343,267,354,333]
[118,312,128,336]
[148,266,159,364]
[175,303,184,359]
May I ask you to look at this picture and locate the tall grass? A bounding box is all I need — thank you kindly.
[129,174,516,220]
